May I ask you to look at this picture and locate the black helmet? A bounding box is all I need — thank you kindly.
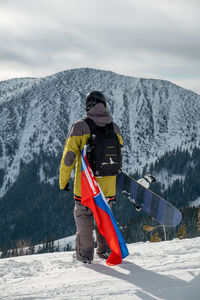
[85,91,106,111]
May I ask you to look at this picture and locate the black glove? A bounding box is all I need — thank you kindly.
[64,183,70,191]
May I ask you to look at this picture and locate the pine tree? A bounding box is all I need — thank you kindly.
[28,243,35,255]
[1,247,9,258]
[197,208,200,235]
[150,232,162,242]
[176,224,187,239]
[11,248,18,257]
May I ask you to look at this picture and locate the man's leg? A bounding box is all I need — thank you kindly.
[95,201,112,259]
[74,201,94,262]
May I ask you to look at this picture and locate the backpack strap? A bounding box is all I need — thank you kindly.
[84,117,98,133]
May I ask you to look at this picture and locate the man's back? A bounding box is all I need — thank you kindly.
[59,102,123,198]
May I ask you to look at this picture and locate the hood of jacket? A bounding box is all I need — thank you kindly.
[86,103,112,127]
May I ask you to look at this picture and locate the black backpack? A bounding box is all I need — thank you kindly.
[84,118,122,176]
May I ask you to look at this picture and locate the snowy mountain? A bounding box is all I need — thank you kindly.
[1,237,200,299]
[1,68,200,248]
[1,68,200,199]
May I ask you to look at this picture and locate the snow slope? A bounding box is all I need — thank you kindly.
[190,198,200,208]
[1,237,200,300]
[1,68,200,198]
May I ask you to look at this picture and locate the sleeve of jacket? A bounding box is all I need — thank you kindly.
[113,122,123,146]
[59,122,82,189]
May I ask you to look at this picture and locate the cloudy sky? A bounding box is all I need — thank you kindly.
[0,0,200,94]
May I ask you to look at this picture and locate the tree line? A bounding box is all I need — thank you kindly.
[0,146,200,249]
[0,237,73,259]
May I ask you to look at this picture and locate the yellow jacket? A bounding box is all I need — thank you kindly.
[59,103,123,198]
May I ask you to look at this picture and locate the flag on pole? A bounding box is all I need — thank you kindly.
[81,145,129,266]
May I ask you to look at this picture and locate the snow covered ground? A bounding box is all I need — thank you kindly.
[0,237,200,300]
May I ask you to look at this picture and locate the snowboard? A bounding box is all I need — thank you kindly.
[116,172,182,227]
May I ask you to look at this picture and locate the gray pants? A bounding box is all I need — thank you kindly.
[74,201,112,261]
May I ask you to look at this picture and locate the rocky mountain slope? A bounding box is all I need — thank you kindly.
[1,68,200,199]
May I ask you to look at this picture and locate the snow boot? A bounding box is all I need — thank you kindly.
[97,251,110,260]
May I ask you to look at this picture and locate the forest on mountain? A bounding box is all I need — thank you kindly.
[0,146,200,250]
[119,146,200,243]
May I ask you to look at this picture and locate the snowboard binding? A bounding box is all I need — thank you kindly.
[133,174,156,211]
[137,174,156,189]
[122,174,156,212]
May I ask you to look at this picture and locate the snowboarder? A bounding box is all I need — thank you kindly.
[59,91,123,263]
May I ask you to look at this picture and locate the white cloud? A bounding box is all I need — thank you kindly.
[0,0,199,94]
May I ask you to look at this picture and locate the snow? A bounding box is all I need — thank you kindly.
[34,233,96,253]
[190,198,200,208]
[154,169,185,191]
[1,237,200,299]
[1,68,200,199]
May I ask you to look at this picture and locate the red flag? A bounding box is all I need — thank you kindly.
[81,146,129,266]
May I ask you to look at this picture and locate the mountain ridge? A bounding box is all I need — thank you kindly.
[1,67,200,199]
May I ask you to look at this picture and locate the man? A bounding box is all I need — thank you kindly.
[59,91,123,263]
